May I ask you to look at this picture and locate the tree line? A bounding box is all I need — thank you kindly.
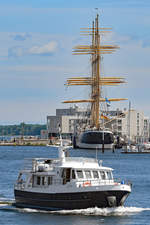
[0,123,46,136]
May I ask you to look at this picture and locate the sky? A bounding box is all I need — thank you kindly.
[0,0,150,124]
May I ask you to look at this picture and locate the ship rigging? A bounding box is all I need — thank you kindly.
[63,14,127,128]
[63,14,127,150]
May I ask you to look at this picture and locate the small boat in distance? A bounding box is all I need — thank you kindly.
[121,143,150,154]
[14,136,131,210]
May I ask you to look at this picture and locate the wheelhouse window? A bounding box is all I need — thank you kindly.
[42,177,45,185]
[85,170,92,179]
[93,170,99,179]
[48,176,52,185]
[100,171,106,180]
[76,170,83,179]
[106,171,113,180]
[37,176,41,185]
[72,170,76,179]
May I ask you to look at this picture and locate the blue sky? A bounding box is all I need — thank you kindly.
[0,0,150,124]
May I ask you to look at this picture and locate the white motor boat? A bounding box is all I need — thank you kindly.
[14,138,131,210]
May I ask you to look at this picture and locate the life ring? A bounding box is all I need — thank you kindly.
[83,181,91,187]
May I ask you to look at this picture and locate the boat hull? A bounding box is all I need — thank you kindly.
[77,143,114,150]
[14,189,130,210]
[74,130,114,150]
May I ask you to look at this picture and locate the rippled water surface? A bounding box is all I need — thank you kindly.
[0,146,150,225]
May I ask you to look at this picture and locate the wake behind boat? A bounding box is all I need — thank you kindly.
[14,137,131,210]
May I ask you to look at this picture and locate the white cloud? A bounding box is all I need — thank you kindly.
[28,41,58,55]
[8,41,58,57]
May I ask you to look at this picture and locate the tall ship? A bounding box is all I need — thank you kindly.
[14,138,132,210]
[63,14,127,150]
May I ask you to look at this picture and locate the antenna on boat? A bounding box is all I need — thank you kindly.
[58,144,65,164]
[58,123,65,164]
[96,147,98,159]
[58,123,63,146]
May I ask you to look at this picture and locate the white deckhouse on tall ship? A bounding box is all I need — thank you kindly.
[63,14,127,150]
[14,137,131,210]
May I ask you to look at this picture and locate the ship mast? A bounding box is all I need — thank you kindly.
[63,14,127,129]
[93,14,100,129]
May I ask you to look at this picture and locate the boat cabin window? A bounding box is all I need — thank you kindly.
[48,176,52,185]
[42,177,45,185]
[106,171,113,180]
[37,176,41,185]
[36,176,53,186]
[100,171,106,180]
[76,170,84,179]
[93,171,99,179]
[62,168,71,184]
[85,170,92,179]
[72,170,76,179]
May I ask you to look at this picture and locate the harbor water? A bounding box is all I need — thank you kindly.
[0,146,150,225]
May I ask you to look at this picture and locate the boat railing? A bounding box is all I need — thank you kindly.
[76,178,132,187]
[76,179,114,187]
[14,181,26,190]
[66,157,98,163]
[21,158,59,172]
[114,178,132,186]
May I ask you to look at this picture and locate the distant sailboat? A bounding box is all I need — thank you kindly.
[63,14,127,150]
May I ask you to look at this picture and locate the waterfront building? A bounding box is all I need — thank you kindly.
[47,106,90,138]
[106,109,149,143]
[47,106,149,143]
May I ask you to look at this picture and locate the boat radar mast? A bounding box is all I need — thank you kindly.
[63,14,127,129]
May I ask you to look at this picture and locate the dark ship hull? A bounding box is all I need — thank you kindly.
[74,130,114,150]
[14,189,130,210]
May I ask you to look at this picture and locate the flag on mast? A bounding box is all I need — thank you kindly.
[105,98,111,107]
